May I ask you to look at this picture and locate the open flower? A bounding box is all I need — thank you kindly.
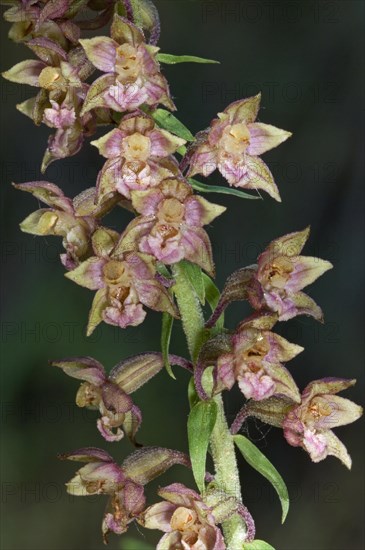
[14,181,97,269]
[141,483,226,550]
[248,227,333,321]
[3,39,97,170]
[120,178,226,275]
[80,14,174,114]
[217,314,303,402]
[61,447,190,541]
[282,378,363,468]
[185,93,291,201]
[91,111,185,200]
[65,227,178,334]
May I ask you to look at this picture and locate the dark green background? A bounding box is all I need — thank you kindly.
[1,1,364,549]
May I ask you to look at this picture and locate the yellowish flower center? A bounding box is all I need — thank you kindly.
[220,123,251,155]
[38,66,64,90]
[239,335,270,372]
[38,211,59,234]
[76,382,101,408]
[264,257,293,289]
[307,398,332,421]
[158,198,185,223]
[115,44,140,82]
[170,507,198,532]
[122,133,151,162]
[103,260,131,286]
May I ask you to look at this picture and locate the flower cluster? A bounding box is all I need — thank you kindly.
[4,2,362,549]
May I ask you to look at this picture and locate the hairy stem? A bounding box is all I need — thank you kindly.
[173,262,247,547]
[172,263,207,362]
[210,394,247,548]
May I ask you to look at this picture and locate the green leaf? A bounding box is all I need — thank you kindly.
[157,53,220,65]
[121,536,154,550]
[161,312,175,380]
[188,400,217,493]
[234,435,289,523]
[180,260,205,305]
[152,109,195,142]
[202,273,224,331]
[189,178,260,200]
[188,377,199,409]
[243,540,276,550]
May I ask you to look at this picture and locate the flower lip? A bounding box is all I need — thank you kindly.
[102,260,131,286]
[220,123,251,155]
[38,66,64,90]
[121,133,151,162]
[158,198,185,223]
[170,506,198,532]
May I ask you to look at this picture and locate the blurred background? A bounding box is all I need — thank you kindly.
[0,1,364,549]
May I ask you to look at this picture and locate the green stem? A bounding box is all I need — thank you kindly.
[172,263,207,363]
[210,394,247,548]
[173,262,247,548]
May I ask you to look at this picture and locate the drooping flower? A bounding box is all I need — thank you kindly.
[61,447,190,541]
[2,0,82,45]
[3,39,98,170]
[185,93,291,201]
[14,181,98,270]
[119,177,226,275]
[217,313,303,402]
[65,227,178,334]
[52,352,192,442]
[141,483,226,550]
[80,14,174,114]
[91,111,185,201]
[248,227,333,321]
[282,378,363,468]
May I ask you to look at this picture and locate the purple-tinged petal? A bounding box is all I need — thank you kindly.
[2,59,46,86]
[80,73,117,115]
[101,381,133,415]
[158,483,201,506]
[238,372,276,401]
[185,196,226,226]
[157,531,182,550]
[115,216,154,255]
[216,354,236,391]
[13,181,74,212]
[111,14,145,45]
[149,128,186,157]
[180,226,215,276]
[186,144,218,178]
[288,291,324,321]
[322,430,352,469]
[51,356,106,385]
[103,79,150,112]
[222,155,281,202]
[284,256,333,293]
[91,128,124,159]
[103,302,146,329]
[247,122,292,156]
[131,188,163,216]
[308,395,363,430]
[224,93,261,124]
[43,100,76,129]
[26,37,67,64]
[142,501,176,532]
[79,37,117,72]
[97,418,124,442]
[65,257,106,290]
[59,447,114,463]
[135,277,179,318]
[302,378,357,401]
